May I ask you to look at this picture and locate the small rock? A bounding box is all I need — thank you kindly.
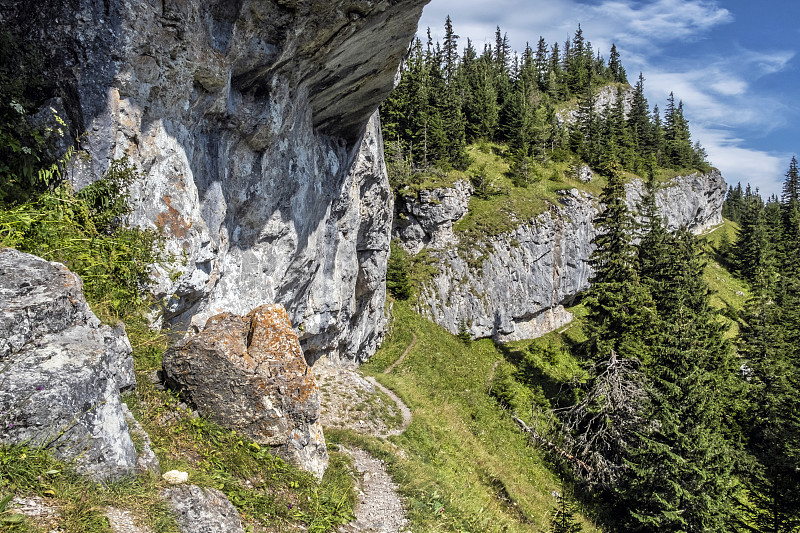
[105,507,152,533]
[162,485,244,533]
[162,470,189,484]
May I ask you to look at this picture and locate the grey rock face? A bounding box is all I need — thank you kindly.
[394,180,473,255]
[4,0,428,363]
[0,249,137,481]
[162,485,244,533]
[558,85,635,125]
[121,403,161,476]
[162,304,328,477]
[625,169,727,234]
[404,171,727,341]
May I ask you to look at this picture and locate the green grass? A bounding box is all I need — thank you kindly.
[654,166,715,184]
[333,301,601,533]
[0,444,178,533]
[701,219,749,338]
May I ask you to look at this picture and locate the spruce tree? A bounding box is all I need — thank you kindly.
[722,182,744,223]
[734,187,774,286]
[549,493,584,533]
[585,162,654,362]
[627,73,651,171]
[608,43,626,83]
[738,265,800,533]
[534,37,549,91]
[623,229,737,533]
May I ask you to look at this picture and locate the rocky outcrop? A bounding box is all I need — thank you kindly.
[398,171,727,341]
[162,485,244,533]
[0,249,137,481]
[557,84,634,125]
[162,304,328,477]
[626,170,726,234]
[394,180,472,255]
[1,0,428,363]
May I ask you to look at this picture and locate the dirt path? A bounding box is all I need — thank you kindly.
[383,332,417,374]
[485,359,502,388]
[337,446,410,533]
[365,377,412,437]
[319,333,418,533]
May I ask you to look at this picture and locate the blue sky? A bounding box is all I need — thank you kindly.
[418,0,800,197]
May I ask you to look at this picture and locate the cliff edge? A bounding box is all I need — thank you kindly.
[0,0,429,363]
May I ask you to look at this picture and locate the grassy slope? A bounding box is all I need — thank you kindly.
[402,141,706,247]
[1,315,357,533]
[454,144,606,242]
[701,219,748,338]
[331,301,600,533]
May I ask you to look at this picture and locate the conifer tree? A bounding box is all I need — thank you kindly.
[737,260,800,533]
[780,155,800,205]
[608,43,626,83]
[566,25,590,95]
[442,15,459,82]
[722,182,744,223]
[650,104,666,166]
[735,187,774,286]
[627,73,651,171]
[622,228,737,532]
[585,162,654,362]
[534,37,549,91]
[549,494,584,533]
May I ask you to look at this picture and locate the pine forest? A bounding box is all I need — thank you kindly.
[381,18,800,533]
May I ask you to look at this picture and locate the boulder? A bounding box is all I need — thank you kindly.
[162,304,328,477]
[0,248,137,481]
[162,485,244,533]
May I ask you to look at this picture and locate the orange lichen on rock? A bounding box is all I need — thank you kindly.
[161,304,328,477]
[156,194,193,238]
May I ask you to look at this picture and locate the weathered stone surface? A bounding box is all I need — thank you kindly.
[1,0,428,363]
[122,403,161,476]
[557,84,635,125]
[162,304,328,477]
[402,171,727,341]
[394,179,472,255]
[625,169,727,234]
[0,249,137,481]
[162,485,244,533]
[574,164,594,183]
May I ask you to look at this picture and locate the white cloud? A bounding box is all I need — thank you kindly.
[709,79,747,96]
[417,0,797,197]
[420,0,733,57]
[695,126,788,197]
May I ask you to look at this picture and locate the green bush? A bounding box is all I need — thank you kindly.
[0,158,163,318]
[0,30,60,205]
[387,240,413,300]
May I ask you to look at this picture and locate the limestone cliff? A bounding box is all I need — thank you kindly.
[1,0,428,363]
[396,170,727,341]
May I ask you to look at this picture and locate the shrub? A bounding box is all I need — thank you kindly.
[0,158,164,317]
[387,240,412,300]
